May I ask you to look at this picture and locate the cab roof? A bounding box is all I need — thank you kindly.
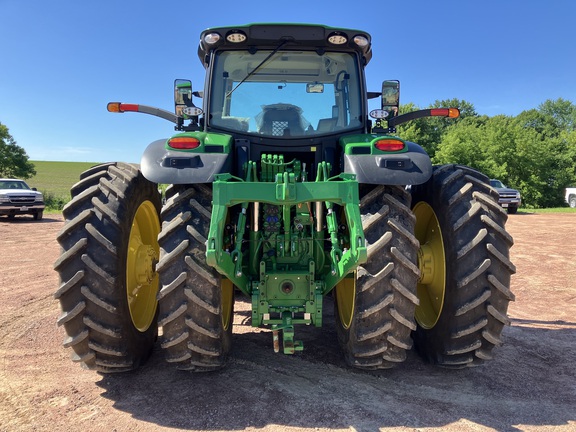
[197,23,372,68]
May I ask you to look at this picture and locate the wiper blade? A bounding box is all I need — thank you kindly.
[226,40,289,98]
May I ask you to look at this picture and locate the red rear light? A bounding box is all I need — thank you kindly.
[168,137,201,150]
[430,108,460,118]
[107,103,139,113]
[430,108,449,117]
[374,139,405,152]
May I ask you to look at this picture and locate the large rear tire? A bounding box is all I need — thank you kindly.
[411,164,515,367]
[54,163,161,372]
[334,185,420,369]
[156,184,234,371]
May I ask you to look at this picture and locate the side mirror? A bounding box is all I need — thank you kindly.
[381,80,400,119]
[174,79,193,117]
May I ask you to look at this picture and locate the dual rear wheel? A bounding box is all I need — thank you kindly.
[156,184,233,371]
[334,165,515,368]
[54,165,232,372]
[334,185,420,369]
[411,165,515,366]
[54,163,161,372]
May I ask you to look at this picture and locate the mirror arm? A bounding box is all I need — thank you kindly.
[387,109,435,127]
[133,104,180,124]
[180,119,202,132]
[371,120,396,135]
[108,102,180,124]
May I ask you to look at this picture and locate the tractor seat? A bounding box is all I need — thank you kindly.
[258,104,306,137]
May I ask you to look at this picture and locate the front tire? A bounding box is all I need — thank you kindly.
[54,163,161,372]
[156,184,233,371]
[334,185,420,369]
[411,165,515,367]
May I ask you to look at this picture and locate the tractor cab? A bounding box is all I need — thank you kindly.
[193,24,372,141]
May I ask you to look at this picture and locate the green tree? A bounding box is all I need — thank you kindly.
[434,101,576,208]
[435,114,554,207]
[0,122,36,179]
[433,115,507,178]
[515,100,576,206]
[537,98,576,132]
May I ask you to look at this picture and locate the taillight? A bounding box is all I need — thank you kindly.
[168,137,201,150]
[374,139,405,152]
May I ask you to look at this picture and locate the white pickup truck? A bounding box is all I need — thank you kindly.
[566,187,576,208]
[0,178,45,220]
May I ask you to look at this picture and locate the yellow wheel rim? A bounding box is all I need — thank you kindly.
[335,274,356,329]
[221,278,234,331]
[413,201,446,329]
[126,200,160,332]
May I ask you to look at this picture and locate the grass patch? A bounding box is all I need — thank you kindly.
[28,161,98,197]
[27,161,99,210]
[518,207,576,214]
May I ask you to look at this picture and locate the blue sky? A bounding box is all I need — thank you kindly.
[1,0,574,163]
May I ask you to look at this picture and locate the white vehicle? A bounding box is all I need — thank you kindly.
[566,187,576,208]
[0,178,45,220]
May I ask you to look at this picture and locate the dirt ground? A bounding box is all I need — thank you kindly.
[0,212,575,432]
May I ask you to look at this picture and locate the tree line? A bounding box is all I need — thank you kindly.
[2,98,576,208]
[398,98,576,208]
[0,122,36,179]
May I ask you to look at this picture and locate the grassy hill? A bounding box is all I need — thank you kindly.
[28,161,100,209]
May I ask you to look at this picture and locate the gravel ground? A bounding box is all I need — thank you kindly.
[0,212,575,432]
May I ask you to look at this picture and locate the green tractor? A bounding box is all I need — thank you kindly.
[55,24,515,372]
